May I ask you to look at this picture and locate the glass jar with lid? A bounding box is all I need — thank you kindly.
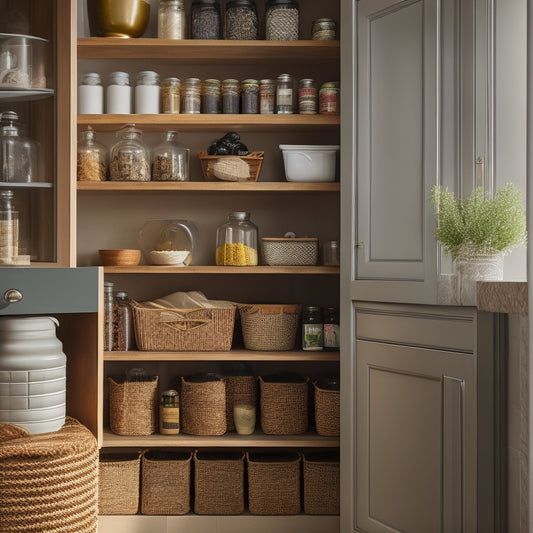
[162,77,181,113]
[225,0,258,40]
[259,79,275,114]
[201,79,221,114]
[151,131,190,182]
[240,79,259,114]
[182,77,201,114]
[0,111,27,182]
[265,0,299,41]
[0,189,19,265]
[276,73,293,114]
[77,127,108,182]
[222,79,240,113]
[216,211,258,266]
[298,78,317,114]
[312,18,336,40]
[135,71,161,114]
[78,72,103,114]
[109,124,150,182]
[302,305,323,351]
[158,0,186,39]
[191,0,221,39]
[106,71,132,114]
[319,81,340,115]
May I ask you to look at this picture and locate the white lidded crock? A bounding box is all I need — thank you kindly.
[0,316,66,434]
[279,144,339,182]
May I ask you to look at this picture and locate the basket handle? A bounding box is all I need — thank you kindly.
[159,310,211,332]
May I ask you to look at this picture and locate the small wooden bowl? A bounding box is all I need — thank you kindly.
[98,249,141,266]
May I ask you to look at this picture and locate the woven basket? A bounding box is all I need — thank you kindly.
[260,375,309,435]
[108,376,158,436]
[141,450,192,515]
[239,304,301,351]
[261,237,318,266]
[181,375,226,435]
[99,452,141,515]
[303,452,340,515]
[198,150,264,182]
[0,417,98,533]
[225,375,258,432]
[313,379,340,436]
[132,301,236,352]
[194,450,245,515]
[247,452,301,515]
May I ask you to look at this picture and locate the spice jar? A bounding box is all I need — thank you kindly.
[319,81,340,115]
[265,0,299,41]
[241,79,259,114]
[109,124,150,181]
[225,0,258,40]
[323,307,340,350]
[159,390,180,435]
[158,0,186,39]
[135,71,161,114]
[182,77,201,114]
[222,79,240,114]
[302,305,323,351]
[201,78,221,114]
[216,211,258,266]
[311,18,336,40]
[78,72,104,114]
[191,0,221,39]
[152,131,190,181]
[298,78,317,114]
[103,281,114,351]
[114,291,136,351]
[276,73,293,114]
[77,128,108,182]
[106,71,132,114]
[0,189,19,265]
[259,79,275,114]
[162,77,181,114]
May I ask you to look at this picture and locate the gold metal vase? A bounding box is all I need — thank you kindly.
[87,0,151,38]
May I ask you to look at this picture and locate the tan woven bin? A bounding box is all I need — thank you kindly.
[194,450,245,515]
[247,452,301,515]
[314,378,340,436]
[99,451,141,515]
[225,374,258,432]
[303,452,340,515]
[198,150,264,182]
[141,450,192,515]
[0,417,98,533]
[261,237,318,266]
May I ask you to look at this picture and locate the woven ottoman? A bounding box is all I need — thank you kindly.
[0,417,98,533]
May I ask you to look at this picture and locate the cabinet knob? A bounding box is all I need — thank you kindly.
[3,289,23,304]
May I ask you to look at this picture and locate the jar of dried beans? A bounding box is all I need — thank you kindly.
[216,211,258,266]
[191,0,221,39]
[151,131,190,181]
[109,124,150,182]
[225,0,258,40]
[265,0,299,41]
[77,128,108,182]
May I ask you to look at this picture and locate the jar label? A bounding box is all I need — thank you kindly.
[303,324,323,349]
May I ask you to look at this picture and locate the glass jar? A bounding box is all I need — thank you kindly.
[265,0,299,41]
[311,18,336,40]
[0,112,25,182]
[216,211,258,266]
[162,77,181,114]
[106,71,132,114]
[182,77,201,114]
[298,78,317,114]
[77,128,108,182]
[259,79,275,114]
[114,291,136,351]
[159,389,180,435]
[191,0,221,39]
[302,305,323,351]
[78,72,103,114]
[322,240,339,266]
[323,307,340,350]
[103,280,114,351]
[222,79,240,114]
[135,71,161,114]
[201,78,221,114]
[158,0,186,39]
[241,79,259,114]
[151,131,190,181]
[276,73,293,114]
[225,0,258,40]
[0,189,19,265]
[109,124,150,181]
[319,81,340,115]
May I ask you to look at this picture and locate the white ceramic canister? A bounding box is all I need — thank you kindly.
[78,72,104,114]
[106,71,132,114]
[0,316,66,434]
[135,71,161,114]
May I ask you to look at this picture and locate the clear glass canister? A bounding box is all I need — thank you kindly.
[152,131,190,181]
[225,0,258,40]
[0,189,19,265]
[191,0,221,39]
[77,128,108,182]
[241,79,259,114]
[216,211,258,266]
[222,79,240,113]
[106,71,132,114]
[276,73,293,114]
[103,280,114,351]
[311,18,336,40]
[135,71,161,114]
[114,290,136,351]
[162,77,181,113]
[201,78,221,114]
[109,124,150,181]
[78,72,103,114]
[319,81,340,115]
[265,0,299,41]
[158,0,186,39]
[0,112,26,182]
[182,77,201,114]
[298,78,317,114]
[259,79,275,114]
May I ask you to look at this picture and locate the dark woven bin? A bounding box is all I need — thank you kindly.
[313,378,340,436]
[141,450,192,515]
[225,374,258,432]
[303,451,340,515]
[194,450,245,515]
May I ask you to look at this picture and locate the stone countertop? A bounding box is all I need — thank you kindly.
[476,281,528,315]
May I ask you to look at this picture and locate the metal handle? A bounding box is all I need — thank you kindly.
[3,288,23,304]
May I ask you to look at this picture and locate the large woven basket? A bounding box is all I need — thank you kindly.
[0,417,98,533]
[141,450,192,515]
[194,450,245,515]
[225,374,258,432]
[313,378,340,436]
[261,237,318,266]
[239,304,301,351]
[132,301,236,352]
[198,150,264,182]
[303,452,340,515]
[260,375,309,435]
[247,452,301,515]
[108,376,158,436]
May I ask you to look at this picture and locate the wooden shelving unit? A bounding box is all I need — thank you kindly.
[103,265,339,274]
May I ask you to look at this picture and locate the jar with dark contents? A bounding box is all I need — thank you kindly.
[113,291,136,351]
[265,0,299,41]
[182,78,201,114]
[225,0,258,40]
[298,78,317,114]
[276,73,293,114]
[191,0,221,39]
[319,81,340,115]
[302,305,323,351]
[241,79,259,114]
[222,79,240,113]
[201,78,221,114]
[259,79,275,114]
[311,18,336,40]
[162,77,181,114]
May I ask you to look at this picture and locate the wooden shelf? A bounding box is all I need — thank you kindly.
[103,265,340,274]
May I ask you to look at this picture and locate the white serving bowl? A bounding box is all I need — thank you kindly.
[279,144,340,182]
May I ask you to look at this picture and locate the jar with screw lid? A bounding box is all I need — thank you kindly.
[216,211,258,266]
[192,0,221,39]
[160,390,180,435]
[298,78,317,114]
[152,131,190,181]
[182,78,201,114]
[78,72,103,114]
[135,71,161,114]
[77,127,108,182]
[106,71,132,114]
[259,79,275,114]
[319,81,340,115]
[311,18,336,40]
[222,79,240,114]
[276,73,293,114]
[241,79,259,114]
[265,0,299,41]
[302,305,323,351]
[201,78,221,114]
[225,0,258,40]
[158,0,186,39]
[109,124,150,181]
[162,77,181,114]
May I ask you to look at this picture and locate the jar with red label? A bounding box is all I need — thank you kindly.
[319,81,339,115]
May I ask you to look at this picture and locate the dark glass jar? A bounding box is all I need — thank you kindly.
[201,78,221,114]
[225,0,258,40]
[265,0,299,41]
[222,79,240,113]
[323,307,339,351]
[191,0,221,39]
[302,305,323,351]
[241,79,259,114]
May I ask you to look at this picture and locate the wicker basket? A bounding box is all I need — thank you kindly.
[99,451,141,515]
[0,417,98,533]
[260,375,309,435]
[181,375,226,435]
[261,237,318,266]
[198,150,264,182]
[132,301,236,352]
[247,452,301,515]
[108,376,158,436]
[239,304,301,351]
[141,450,192,515]
[194,450,245,515]
[225,375,258,432]
[303,452,340,515]
[313,378,340,436]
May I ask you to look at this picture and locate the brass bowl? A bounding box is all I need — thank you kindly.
[87,0,151,38]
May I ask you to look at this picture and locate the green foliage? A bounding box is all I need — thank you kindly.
[430,183,527,259]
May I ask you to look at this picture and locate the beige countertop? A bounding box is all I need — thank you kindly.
[476,281,528,315]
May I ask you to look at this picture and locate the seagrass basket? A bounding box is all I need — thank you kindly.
[261,237,318,266]
[247,451,301,515]
[0,417,98,533]
[141,450,192,515]
[194,450,245,515]
[313,378,340,436]
[198,150,264,182]
[225,374,258,432]
[303,452,340,515]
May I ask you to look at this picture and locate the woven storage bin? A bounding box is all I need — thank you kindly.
[247,452,301,515]
[198,150,264,182]
[141,450,192,515]
[181,374,226,435]
[225,374,258,432]
[261,237,318,266]
[99,451,141,515]
[260,375,309,435]
[313,378,340,436]
[132,301,236,352]
[0,417,98,533]
[108,376,158,435]
[239,304,301,351]
[303,452,340,515]
[194,450,245,515]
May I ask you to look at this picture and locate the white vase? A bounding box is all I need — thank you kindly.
[455,253,504,305]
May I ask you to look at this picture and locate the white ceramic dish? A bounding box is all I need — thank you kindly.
[279,144,340,182]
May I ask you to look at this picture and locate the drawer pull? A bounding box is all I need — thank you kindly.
[3,289,23,304]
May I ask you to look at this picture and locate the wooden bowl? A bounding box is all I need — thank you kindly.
[98,249,141,267]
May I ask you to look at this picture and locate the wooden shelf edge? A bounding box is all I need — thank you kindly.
[102,265,340,274]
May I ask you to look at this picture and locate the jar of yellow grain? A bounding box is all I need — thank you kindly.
[216,211,258,266]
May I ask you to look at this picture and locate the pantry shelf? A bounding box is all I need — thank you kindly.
[103,265,340,274]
